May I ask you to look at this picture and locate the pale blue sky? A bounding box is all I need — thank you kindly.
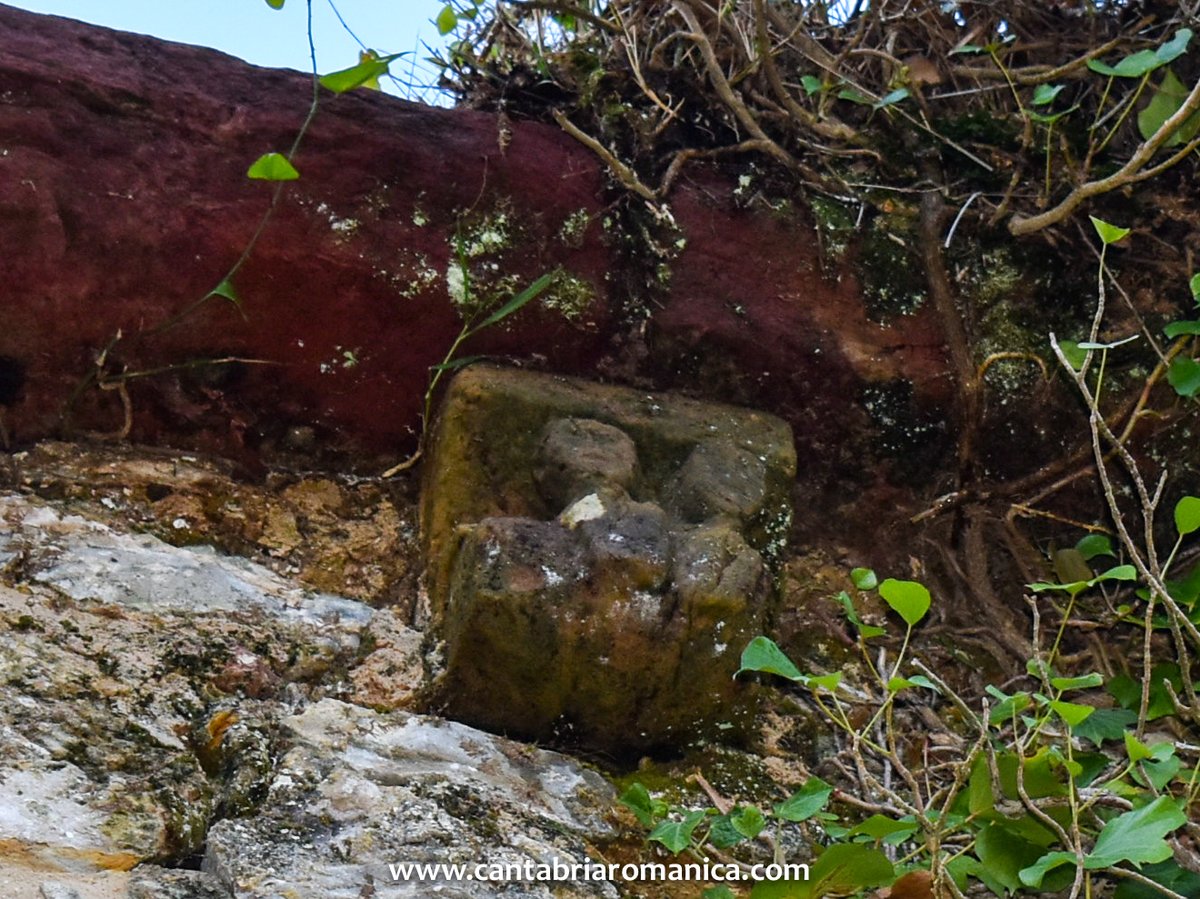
[6,0,449,102]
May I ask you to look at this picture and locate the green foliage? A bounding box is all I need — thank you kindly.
[627,546,1200,897]
[206,279,241,311]
[382,260,558,476]
[1089,216,1130,245]
[774,778,832,823]
[1031,83,1065,106]
[876,578,930,626]
[320,52,405,94]
[849,567,877,590]
[435,1,483,36]
[246,152,300,181]
[1087,28,1193,78]
[1138,68,1200,145]
[737,636,805,681]
[1175,496,1200,536]
[1167,357,1200,397]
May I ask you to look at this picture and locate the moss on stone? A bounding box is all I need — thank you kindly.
[540,271,596,322]
[857,214,927,319]
[558,208,591,248]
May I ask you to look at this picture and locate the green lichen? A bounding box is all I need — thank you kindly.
[386,250,440,299]
[809,195,856,261]
[315,201,360,243]
[968,246,1046,397]
[445,198,523,317]
[857,216,927,319]
[540,272,596,321]
[558,208,591,248]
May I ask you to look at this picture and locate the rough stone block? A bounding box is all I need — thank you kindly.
[421,365,795,754]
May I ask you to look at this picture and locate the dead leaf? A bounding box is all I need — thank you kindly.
[883,870,934,899]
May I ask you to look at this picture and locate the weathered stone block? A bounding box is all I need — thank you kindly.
[421,365,795,755]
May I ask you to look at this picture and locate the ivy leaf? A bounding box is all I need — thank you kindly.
[320,52,404,94]
[1163,319,1200,338]
[264,0,285,8]
[1054,547,1094,585]
[848,814,919,844]
[878,578,931,627]
[1174,496,1200,536]
[648,809,707,854]
[1076,534,1115,561]
[1137,68,1200,146]
[800,75,823,95]
[1032,83,1065,106]
[837,87,874,105]
[1113,861,1200,899]
[207,279,241,310]
[730,805,766,839]
[1032,565,1135,594]
[835,590,886,639]
[851,567,878,590]
[1133,744,1182,792]
[707,813,749,849]
[987,685,1033,724]
[977,823,1048,894]
[1074,707,1136,745]
[246,152,299,181]
[1050,672,1104,691]
[1089,29,1192,78]
[1167,357,1200,397]
[873,88,910,109]
[748,882,808,899]
[1020,851,1077,888]
[1049,699,1095,728]
[1095,564,1137,583]
[1028,108,1073,125]
[436,4,458,35]
[807,672,843,691]
[1090,216,1130,245]
[618,782,663,827]
[1058,339,1088,371]
[1109,665,1186,720]
[889,675,940,694]
[806,844,895,896]
[1085,797,1187,868]
[1089,49,1161,78]
[1155,28,1194,67]
[737,636,803,681]
[775,777,834,822]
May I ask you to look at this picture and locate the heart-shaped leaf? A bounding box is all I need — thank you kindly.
[1090,216,1130,245]
[1085,796,1187,868]
[878,578,931,627]
[737,636,803,681]
[247,152,299,181]
[775,777,833,822]
[1168,357,1200,397]
[1174,496,1200,535]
